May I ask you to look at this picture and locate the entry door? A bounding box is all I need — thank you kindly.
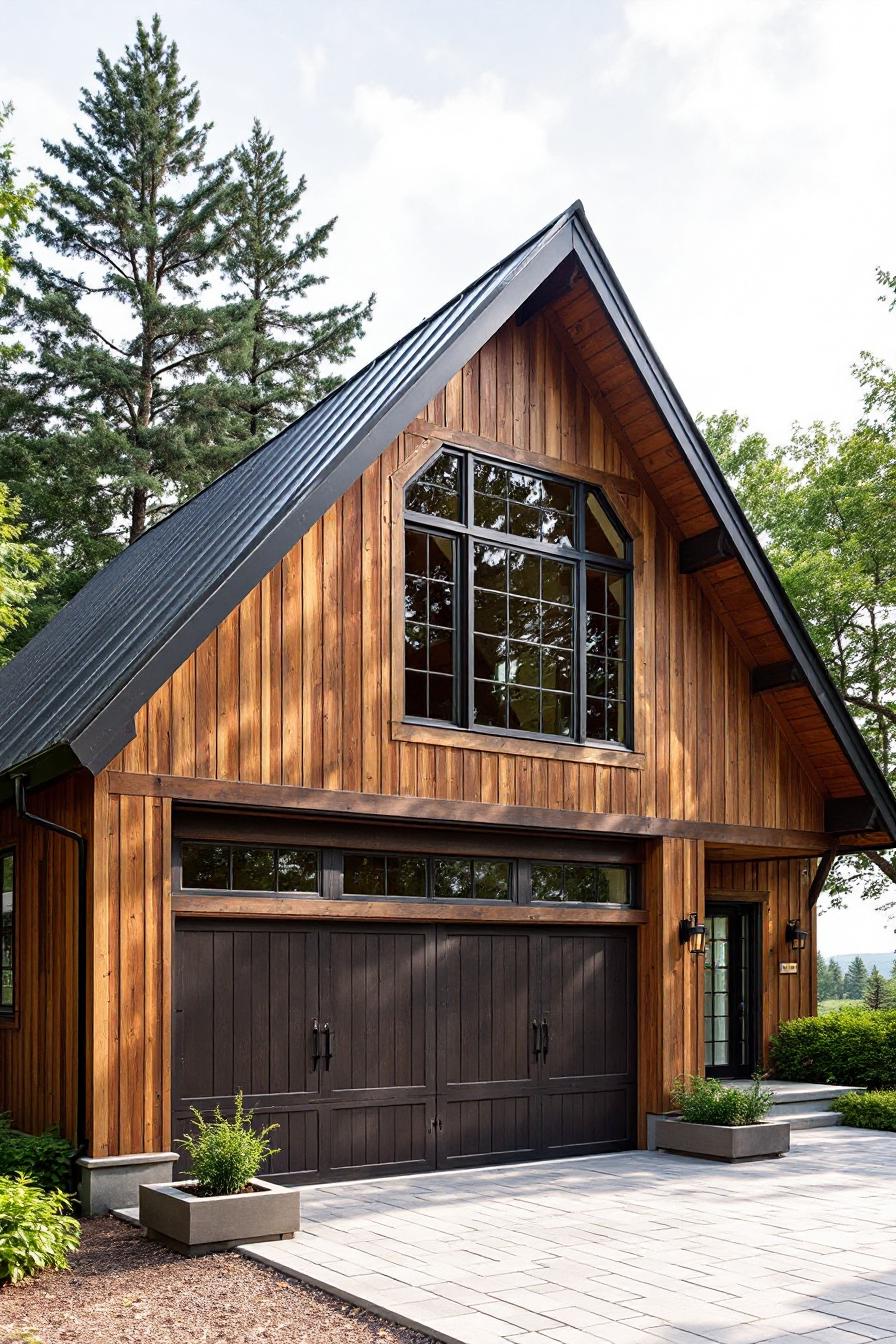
[704,903,759,1078]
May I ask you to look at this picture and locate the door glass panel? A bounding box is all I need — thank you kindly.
[704,915,730,1068]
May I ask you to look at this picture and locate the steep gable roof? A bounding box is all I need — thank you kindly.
[0,202,894,842]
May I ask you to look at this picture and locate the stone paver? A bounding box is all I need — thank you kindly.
[242,1128,896,1344]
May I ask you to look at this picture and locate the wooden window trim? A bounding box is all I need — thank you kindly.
[172,894,649,925]
[391,429,647,766]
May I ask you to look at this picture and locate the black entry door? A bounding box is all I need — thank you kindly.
[704,903,759,1078]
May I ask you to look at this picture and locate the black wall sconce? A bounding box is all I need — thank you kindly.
[679,913,707,955]
[785,918,809,953]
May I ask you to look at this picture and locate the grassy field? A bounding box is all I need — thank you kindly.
[818,998,862,1014]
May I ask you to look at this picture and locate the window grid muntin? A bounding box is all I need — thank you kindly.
[404,447,633,748]
[0,850,13,1015]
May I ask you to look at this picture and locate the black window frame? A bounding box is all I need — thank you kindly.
[0,848,14,1018]
[174,839,636,910]
[403,447,634,749]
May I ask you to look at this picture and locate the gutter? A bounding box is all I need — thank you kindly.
[12,774,88,1166]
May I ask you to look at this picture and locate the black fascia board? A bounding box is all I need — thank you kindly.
[66,219,577,774]
[568,212,896,842]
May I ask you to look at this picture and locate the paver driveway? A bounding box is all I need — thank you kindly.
[245,1128,896,1344]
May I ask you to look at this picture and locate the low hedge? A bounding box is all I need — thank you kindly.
[833,1090,896,1131]
[0,1114,74,1193]
[770,1008,896,1089]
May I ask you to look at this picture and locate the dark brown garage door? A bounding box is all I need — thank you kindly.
[173,920,635,1183]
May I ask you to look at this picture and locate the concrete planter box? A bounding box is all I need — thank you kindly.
[139,1178,300,1256]
[653,1116,790,1162]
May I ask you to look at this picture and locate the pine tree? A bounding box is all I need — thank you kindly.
[219,118,373,450]
[0,16,250,633]
[816,953,831,1000]
[843,956,869,1000]
[827,957,844,999]
[864,966,887,1010]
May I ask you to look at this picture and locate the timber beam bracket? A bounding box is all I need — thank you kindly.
[678,526,736,574]
[824,795,880,835]
[751,661,807,694]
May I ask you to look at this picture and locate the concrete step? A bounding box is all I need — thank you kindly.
[772,1108,844,1131]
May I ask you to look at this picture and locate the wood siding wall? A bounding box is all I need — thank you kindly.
[108,314,824,834]
[0,773,92,1141]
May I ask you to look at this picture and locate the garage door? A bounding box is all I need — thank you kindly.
[173,920,636,1183]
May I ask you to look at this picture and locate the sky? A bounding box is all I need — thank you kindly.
[4,0,896,952]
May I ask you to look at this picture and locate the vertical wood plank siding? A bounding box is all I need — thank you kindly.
[0,773,92,1141]
[108,314,824,835]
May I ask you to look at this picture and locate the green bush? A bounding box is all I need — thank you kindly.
[180,1092,279,1196]
[670,1075,774,1126]
[770,1009,896,1089]
[0,1175,80,1284]
[0,1114,74,1192]
[832,1090,896,1131]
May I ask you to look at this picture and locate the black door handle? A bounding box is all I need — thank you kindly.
[323,1022,334,1069]
[541,1018,549,1058]
[532,1019,541,1058]
[311,1018,321,1069]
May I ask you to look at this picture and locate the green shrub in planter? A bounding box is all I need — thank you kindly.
[832,1090,896,1131]
[0,1175,80,1284]
[670,1075,774,1126]
[770,1009,896,1089]
[180,1092,279,1196]
[0,1113,74,1192]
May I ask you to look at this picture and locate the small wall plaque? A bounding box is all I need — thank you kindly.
[779,961,799,975]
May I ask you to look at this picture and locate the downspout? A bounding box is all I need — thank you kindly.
[12,774,88,1164]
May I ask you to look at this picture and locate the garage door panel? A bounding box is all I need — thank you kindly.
[440,1095,539,1168]
[327,929,432,1096]
[543,931,633,1088]
[438,931,535,1089]
[542,1086,633,1157]
[327,1102,432,1177]
[256,1108,321,1180]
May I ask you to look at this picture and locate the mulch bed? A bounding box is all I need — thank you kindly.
[0,1217,432,1344]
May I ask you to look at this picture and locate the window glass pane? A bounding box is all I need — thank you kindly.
[473,459,573,546]
[344,854,386,896]
[233,847,276,891]
[532,863,564,902]
[386,856,427,898]
[406,452,461,518]
[182,843,229,889]
[531,861,630,905]
[0,853,12,1011]
[432,859,472,900]
[585,490,627,558]
[474,678,507,728]
[404,526,456,723]
[474,861,511,901]
[278,849,318,893]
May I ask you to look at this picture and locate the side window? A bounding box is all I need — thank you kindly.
[0,850,14,1016]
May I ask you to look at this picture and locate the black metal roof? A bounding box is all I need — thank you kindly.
[1,200,894,839]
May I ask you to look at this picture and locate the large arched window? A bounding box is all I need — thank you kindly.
[403,448,633,747]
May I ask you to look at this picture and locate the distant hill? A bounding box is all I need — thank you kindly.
[824,952,895,976]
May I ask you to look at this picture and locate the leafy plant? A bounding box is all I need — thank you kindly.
[832,1089,896,1131]
[670,1075,774,1126]
[0,1175,80,1283]
[770,1009,896,1089]
[0,1114,74,1192]
[180,1092,278,1196]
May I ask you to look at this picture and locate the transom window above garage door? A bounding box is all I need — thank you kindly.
[404,447,633,747]
[178,841,633,907]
